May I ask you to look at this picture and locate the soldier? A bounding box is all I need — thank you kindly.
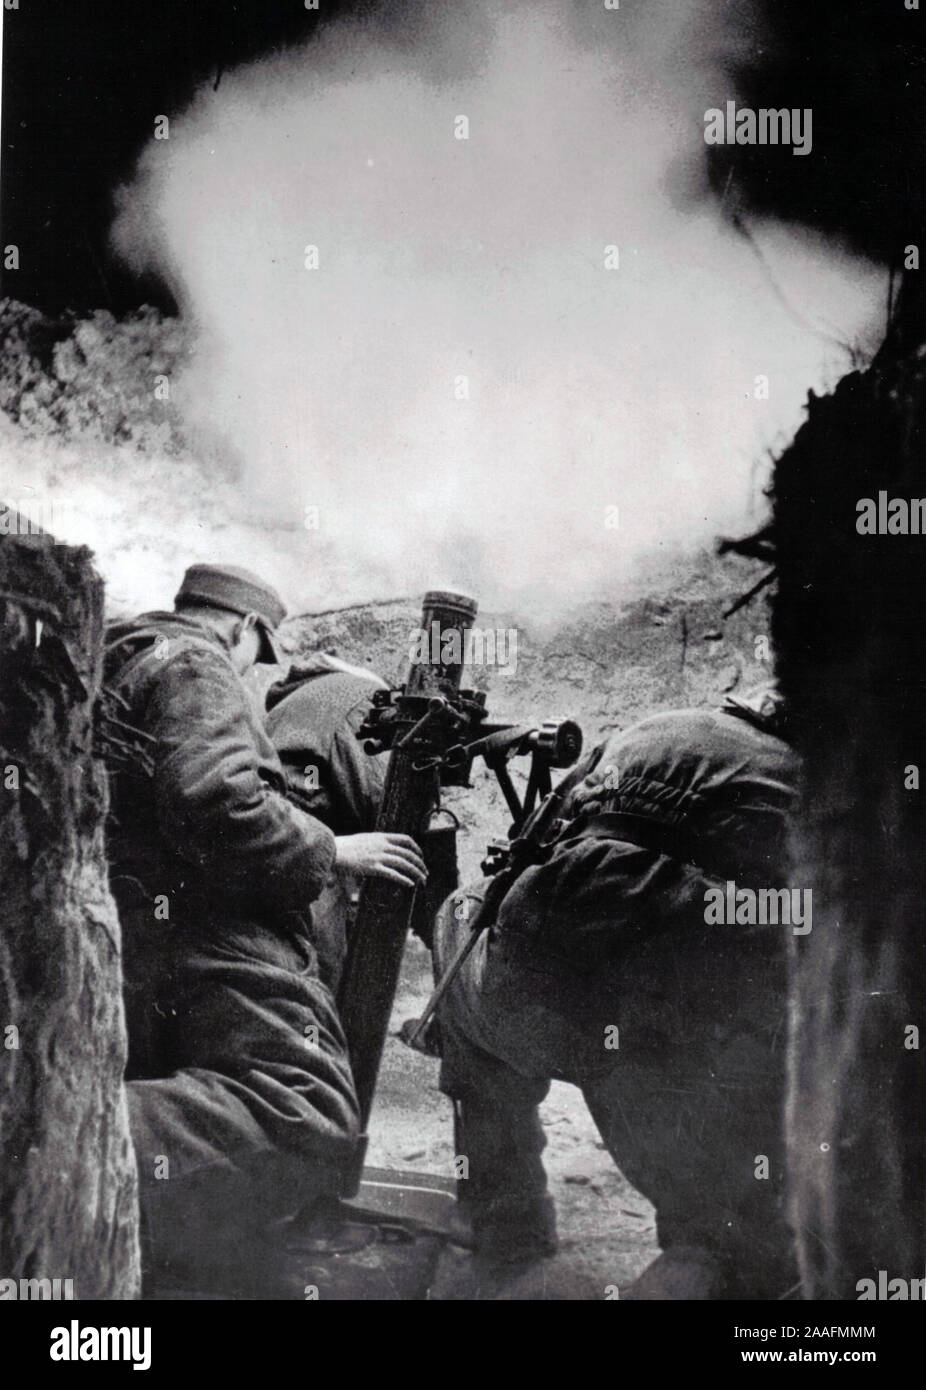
[266,653,389,834]
[265,655,388,990]
[433,686,800,1299]
[103,564,426,1294]
[266,653,458,991]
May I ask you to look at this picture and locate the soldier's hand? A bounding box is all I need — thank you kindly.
[334,833,427,889]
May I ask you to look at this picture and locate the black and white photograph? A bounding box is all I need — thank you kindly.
[0,0,923,1357]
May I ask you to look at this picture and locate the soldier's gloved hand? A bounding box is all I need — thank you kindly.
[333,833,427,889]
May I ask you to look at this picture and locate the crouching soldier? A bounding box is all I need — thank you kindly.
[266,654,457,991]
[265,655,388,991]
[104,565,426,1295]
[433,687,800,1299]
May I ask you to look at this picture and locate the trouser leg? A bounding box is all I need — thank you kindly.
[122,907,360,1289]
[439,1011,557,1261]
[307,879,353,992]
[433,892,557,1263]
[578,961,796,1299]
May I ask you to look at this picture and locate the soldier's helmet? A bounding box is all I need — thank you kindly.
[723,681,788,738]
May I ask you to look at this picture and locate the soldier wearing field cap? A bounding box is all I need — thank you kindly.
[103,563,425,1295]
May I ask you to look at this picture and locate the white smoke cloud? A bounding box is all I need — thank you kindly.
[109,0,886,614]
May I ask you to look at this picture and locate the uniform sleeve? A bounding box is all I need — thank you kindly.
[326,699,388,833]
[144,645,337,909]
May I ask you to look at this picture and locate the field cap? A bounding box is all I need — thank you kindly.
[175,563,285,663]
